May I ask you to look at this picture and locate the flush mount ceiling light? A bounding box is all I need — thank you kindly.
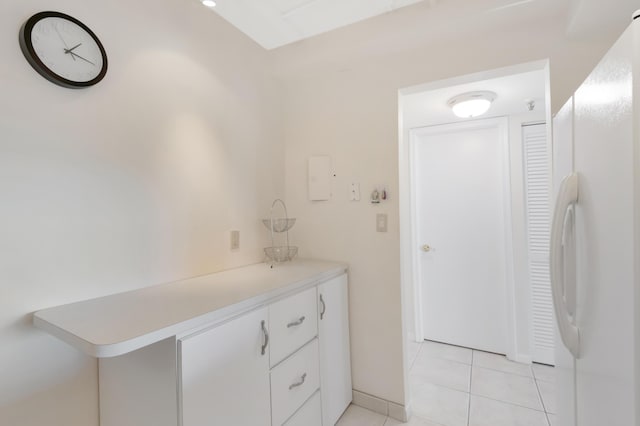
[448,91,497,118]
[202,0,216,7]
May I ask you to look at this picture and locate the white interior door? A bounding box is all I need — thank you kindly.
[412,118,509,355]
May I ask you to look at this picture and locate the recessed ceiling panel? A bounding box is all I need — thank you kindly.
[210,0,425,49]
[273,0,317,14]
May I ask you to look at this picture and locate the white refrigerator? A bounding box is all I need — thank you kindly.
[551,11,639,426]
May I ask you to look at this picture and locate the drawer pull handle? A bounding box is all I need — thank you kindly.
[261,320,269,356]
[287,316,306,328]
[320,294,326,320]
[289,373,307,390]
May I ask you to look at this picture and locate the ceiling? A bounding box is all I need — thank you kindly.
[401,70,546,129]
[209,0,426,49]
[568,0,640,39]
[208,0,640,50]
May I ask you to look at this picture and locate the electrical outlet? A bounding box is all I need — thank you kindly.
[376,214,388,233]
[230,230,240,250]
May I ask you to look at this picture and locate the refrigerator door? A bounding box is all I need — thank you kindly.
[573,22,635,426]
[552,97,577,426]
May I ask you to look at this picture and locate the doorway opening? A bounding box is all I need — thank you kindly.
[398,60,555,422]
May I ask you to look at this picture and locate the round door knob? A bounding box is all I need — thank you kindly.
[422,244,431,252]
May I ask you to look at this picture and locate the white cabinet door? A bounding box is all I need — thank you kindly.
[179,307,271,426]
[318,274,352,425]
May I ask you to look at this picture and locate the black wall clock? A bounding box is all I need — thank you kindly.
[19,11,108,88]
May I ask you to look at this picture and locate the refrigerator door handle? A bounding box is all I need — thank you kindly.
[550,172,581,358]
[561,205,577,318]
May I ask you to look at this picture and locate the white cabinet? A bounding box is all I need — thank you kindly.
[96,270,351,426]
[318,274,352,425]
[99,337,178,426]
[179,307,271,426]
[270,339,320,425]
[269,287,318,366]
[284,391,322,426]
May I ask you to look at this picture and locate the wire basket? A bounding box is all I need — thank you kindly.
[262,218,296,233]
[264,246,299,263]
[264,199,297,265]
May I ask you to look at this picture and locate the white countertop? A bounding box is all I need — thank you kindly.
[33,259,347,358]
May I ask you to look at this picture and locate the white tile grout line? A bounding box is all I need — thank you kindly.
[409,341,424,371]
[421,341,538,378]
[467,393,549,413]
[532,368,552,426]
[411,341,557,423]
[411,356,552,411]
[470,363,534,378]
[417,356,472,367]
[531,365,556,384]
[413,360,536,397]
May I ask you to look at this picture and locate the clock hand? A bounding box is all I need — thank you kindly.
[64,43,82,54]
[54,26,69,48]
[68,51,96,66]
[54,26,75,61]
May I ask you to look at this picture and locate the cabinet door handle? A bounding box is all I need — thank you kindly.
[261,320,269,356]
[286,316,306,328]
[320,294,326,320]
[289,373,307,390]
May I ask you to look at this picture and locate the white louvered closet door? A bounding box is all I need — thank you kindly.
[523,123,555,365]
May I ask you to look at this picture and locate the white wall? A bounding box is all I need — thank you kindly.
[1,0,630,422]
[273,0,621,407]
[0,1,282,425]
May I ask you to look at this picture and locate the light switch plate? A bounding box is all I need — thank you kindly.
[376,214,388,233]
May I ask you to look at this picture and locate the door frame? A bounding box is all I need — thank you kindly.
[408,117,516,357]
[398,60,553,416]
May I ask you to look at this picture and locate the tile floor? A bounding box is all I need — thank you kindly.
[337,340,556,426]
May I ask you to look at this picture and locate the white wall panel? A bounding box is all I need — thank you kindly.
[0,1,283,425]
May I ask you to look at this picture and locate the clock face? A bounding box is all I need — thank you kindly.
[20,12,108,88]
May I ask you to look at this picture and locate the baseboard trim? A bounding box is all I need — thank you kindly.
[352,390,409,422]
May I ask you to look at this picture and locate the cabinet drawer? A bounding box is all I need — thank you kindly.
[283,391,322,426]
[271,339,320,426]
[269,287,318,366]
